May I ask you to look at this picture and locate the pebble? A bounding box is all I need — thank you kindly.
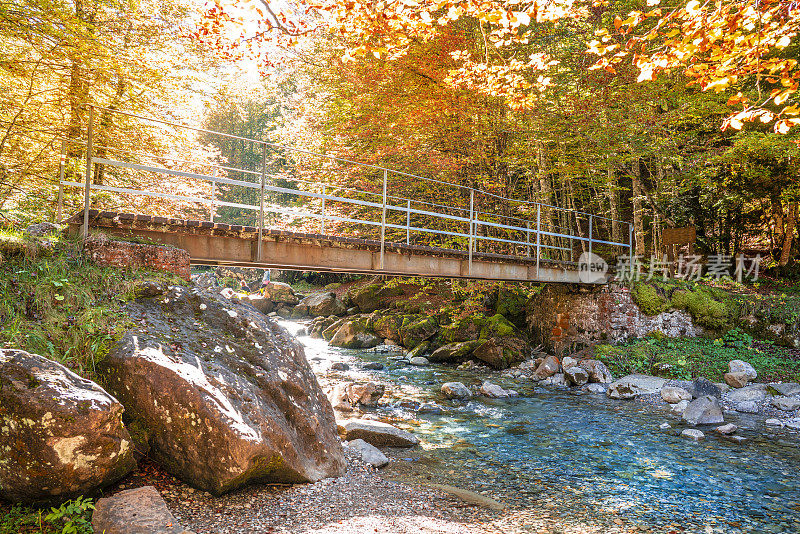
[681,429,705,441]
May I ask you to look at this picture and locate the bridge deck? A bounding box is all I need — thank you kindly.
[68,210,591,284]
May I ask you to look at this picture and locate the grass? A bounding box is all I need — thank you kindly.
[1,497,94,534]
[0,229,186,381]
[593,333,800,383]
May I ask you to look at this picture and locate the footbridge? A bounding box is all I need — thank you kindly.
[58,106,632,284]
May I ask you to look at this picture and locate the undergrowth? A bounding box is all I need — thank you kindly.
[593,331,800,383]
[0,497,94,534]
[0,229,185,380]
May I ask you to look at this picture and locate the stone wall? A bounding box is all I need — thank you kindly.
[84,235,190,280]
[526,284,703,355]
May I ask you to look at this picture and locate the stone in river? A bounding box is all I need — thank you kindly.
[330,362,350,371]
[441,382,472,400]
[340,419,419,447]
[578,359,614,383]
[661,386,692,403]
[409,356,430,366]
[765,418,784,427]
[345,382,385,407]
[681,429,705,441]
[785,418,800,430]
[480,381,516,398]
[672,400,689,414]
[344,439,389,468]
[771,396,800,411]
[362,362,384,370]
[659,422,671,430]
[682,396,724,426]
[688,377,722,399]
[607,374,667,399]
[531,355,561,380]
[564,366,589,386]
[735,401,760,414]
[716,423,738,435]
[584,383,607,394]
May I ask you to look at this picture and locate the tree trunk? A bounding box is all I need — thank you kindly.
[771,193,785,260]
[779,202,797,266]
[632,159,646,256]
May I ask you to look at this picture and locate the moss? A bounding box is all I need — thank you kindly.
[631,282,671,316]
[479,313,518,339]
[671,287,733,329]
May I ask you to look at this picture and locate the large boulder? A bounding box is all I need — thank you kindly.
[241,294,274,314]
[92,486,191,534]
[769,382,800,396]
[329,319,381,349]
[340,419,419,447]
[577,359,614,383]
[344,439,389,468]
[728,360,757,380]
[102,286,346,495]
[472,337,529,369]
[441,382,473,399]
[771,396,800,411]
[261,281,298,305]
[429,341,480,363]
[564,366,589,386]
[724,383,769,404]
[345,382,385,407]
[400,316,439,349]
[682,396,724,426]
[0,349,135,503]
[370,313,404,342]
[301,292,347,317]
[607,374,667,399]
[687,377,722,399]
[661,386,692,403]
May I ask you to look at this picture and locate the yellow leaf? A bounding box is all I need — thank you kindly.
[513,11,531,26]
[775,90,793,106]
[776,35,792,49]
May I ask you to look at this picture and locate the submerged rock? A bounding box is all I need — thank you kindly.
[102,286,345,495]
[607,374,667,399]
[682,396,724,426]
[0,349,135,503]
[92,486,188,534]
[479,382,517,398]
[441,382,473,399]
[344,439,389,468]
[681,429,705,441]
[340,419,419,447]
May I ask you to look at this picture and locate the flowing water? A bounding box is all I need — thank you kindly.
[281,321,800,533]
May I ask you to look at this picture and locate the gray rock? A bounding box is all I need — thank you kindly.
[92,486,191,534]
[345,382,385,407]
[725,384,769,404]
[771,396,800,411]
[344,439,389,468]
[735,401,760,414]
[661,386,692,403]
[577,359,614,383]
[300,292,347,317]
[441,382,472,399]
[681,429,705,441]
[607,374,667,399]
[362,362,384,370]
[329,320,381,349]
[409,356,430,366]
[417,403,443,415]
[330,362,350,371]
[0,350,135,504]
[786,418,800,430]
[341,419,419,447]
[729,359,757,380]
[765,418,784,427]
[479,382,516,398]
[688,377,721,398]
[769,382,800,397]
[429,341,480,363]
[24,222,59,236]
[724,371,750,389]
[682,396,724,426]
[102,287,345,495]
[561,356,578,370]
[584,383,607,394]
[715,423,738,435]
[672,400,689,414]
[564,366,589,386]
[659,422,671,430]
[539,373,569,387]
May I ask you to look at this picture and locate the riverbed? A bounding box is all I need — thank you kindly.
[281,320,800,534]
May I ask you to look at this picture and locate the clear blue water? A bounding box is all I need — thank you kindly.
[284,321,800,533]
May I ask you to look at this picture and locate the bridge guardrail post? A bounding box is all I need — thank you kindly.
[321,184,326,234]
[468,188,474,275]
[210,167,217,222]
[380,169,387,270]
[258,142,266,261]
[406,199,411,244]
[526,221,531,257]
[56,139,65,223]
[81,106,94,239]
[535,203,541,278]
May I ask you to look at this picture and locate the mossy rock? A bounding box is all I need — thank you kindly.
[494,287,528,326]
[349,283,403,313]
[438,314,486,344]
[429,340,481,363]
[472,337,530,369]
[407,341,430,359]
[631,282,671,316]
[368,312,404,341]
[671,287,735,330]
[400,315,439,350]
[479,313,519,340]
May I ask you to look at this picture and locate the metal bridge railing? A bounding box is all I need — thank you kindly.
[56,105,633,276]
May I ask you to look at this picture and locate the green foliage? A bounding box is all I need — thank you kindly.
[0,232,185,380]
[1,497,94,534]
[594,335,800,383]
[721,327,753,348]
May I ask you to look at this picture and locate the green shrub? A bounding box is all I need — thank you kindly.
[631,283,671,316]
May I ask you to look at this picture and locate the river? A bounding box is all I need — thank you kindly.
[281,320,800,533]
